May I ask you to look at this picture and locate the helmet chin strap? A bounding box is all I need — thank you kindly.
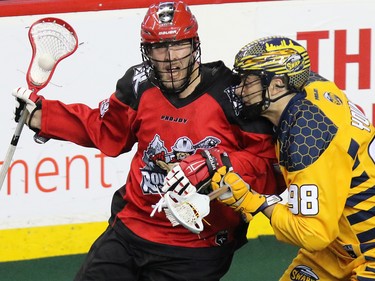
[268,90,293,103]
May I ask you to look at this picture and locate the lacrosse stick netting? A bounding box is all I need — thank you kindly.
[27,17,78,87]
[0,17,78,190]
[164,191,210,234]
[161,187,230,234]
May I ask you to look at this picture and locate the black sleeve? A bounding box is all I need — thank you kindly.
[115,63,153,110]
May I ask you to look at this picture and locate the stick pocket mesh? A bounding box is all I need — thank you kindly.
[164,191,210,234]
[28,19,78,86]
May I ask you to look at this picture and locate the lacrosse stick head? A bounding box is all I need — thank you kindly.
[26,17,78,93]
[164,191,210,234]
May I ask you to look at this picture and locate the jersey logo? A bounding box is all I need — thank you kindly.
[215,230,228,246]
[290,265,319,281]
[285,53,304,72]
[99,98,110,118]
[323,91,342,105]
[133,65,148,96]
[140,135,220,195]
[157,2,175,24]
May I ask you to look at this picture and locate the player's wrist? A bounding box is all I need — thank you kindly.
[257,194,282,213]
[28,108,42,131]
[238,192,281,215]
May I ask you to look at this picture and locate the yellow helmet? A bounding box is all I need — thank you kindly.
[234,36,310,91]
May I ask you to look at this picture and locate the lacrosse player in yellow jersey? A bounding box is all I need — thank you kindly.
[211,36,375,280]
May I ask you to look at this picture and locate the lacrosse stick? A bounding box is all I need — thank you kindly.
[0,17,78,190]
[162,186,229,234]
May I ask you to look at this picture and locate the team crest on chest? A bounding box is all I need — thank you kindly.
[140,135,220,194]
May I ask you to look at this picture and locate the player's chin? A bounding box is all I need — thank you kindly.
[162,80,185,91]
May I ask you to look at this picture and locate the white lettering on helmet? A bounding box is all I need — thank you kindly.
[158,30,178,35]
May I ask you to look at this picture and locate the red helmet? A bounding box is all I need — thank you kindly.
[141,1,199,44]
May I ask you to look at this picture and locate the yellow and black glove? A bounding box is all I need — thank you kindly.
[211,167,281,222]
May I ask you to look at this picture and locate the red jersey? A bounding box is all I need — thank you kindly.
[39,61,283,248]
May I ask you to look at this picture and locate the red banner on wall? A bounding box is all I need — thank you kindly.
[0,0,273,17]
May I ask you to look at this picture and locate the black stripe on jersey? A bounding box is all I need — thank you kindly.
[353,156,360,170]
[357,227,375,243]
[348,136,364,171]
[357,265,375,280]
[360,242,375,254]
[347,205,375,225]
[348,138,360,160]
[364,255,375,262]
[365,265,375,273]
[346,185,375,207]
[351,171,370,188]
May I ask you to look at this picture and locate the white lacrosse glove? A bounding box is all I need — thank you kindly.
[152,149,231,231]
[151,165,198,227]
[150,165,203,228]
[162,165,197,196]
[12,87,38,121]
[12,87,48,144]
[150,169,197,219]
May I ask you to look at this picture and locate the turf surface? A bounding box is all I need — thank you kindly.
[0,235,298,280]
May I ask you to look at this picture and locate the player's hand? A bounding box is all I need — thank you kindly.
[211,170,281,222]
[12,87,48,144]
[12,87,43,130]
[12,87,40,120]
[12,87,36,123]
[14,97,27,123]
[162,148,232,196]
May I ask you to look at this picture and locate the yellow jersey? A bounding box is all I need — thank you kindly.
[271,72,375,261]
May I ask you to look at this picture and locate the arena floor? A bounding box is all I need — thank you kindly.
[0,235,298,280]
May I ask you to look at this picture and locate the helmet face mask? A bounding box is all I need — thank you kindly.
[141,38,201,95]
[233,36,311,119]
[233,71,271,120]
[140,1,201,95]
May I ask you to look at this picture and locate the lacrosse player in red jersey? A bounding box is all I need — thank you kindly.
[211,36,375,280]
[12,2,285,280]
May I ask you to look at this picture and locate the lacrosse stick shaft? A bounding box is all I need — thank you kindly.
[207,185,229,200]
[0,17,78,193]
[0,110,28,190]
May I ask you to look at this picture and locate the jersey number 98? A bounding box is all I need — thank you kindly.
[288,184,319,216]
